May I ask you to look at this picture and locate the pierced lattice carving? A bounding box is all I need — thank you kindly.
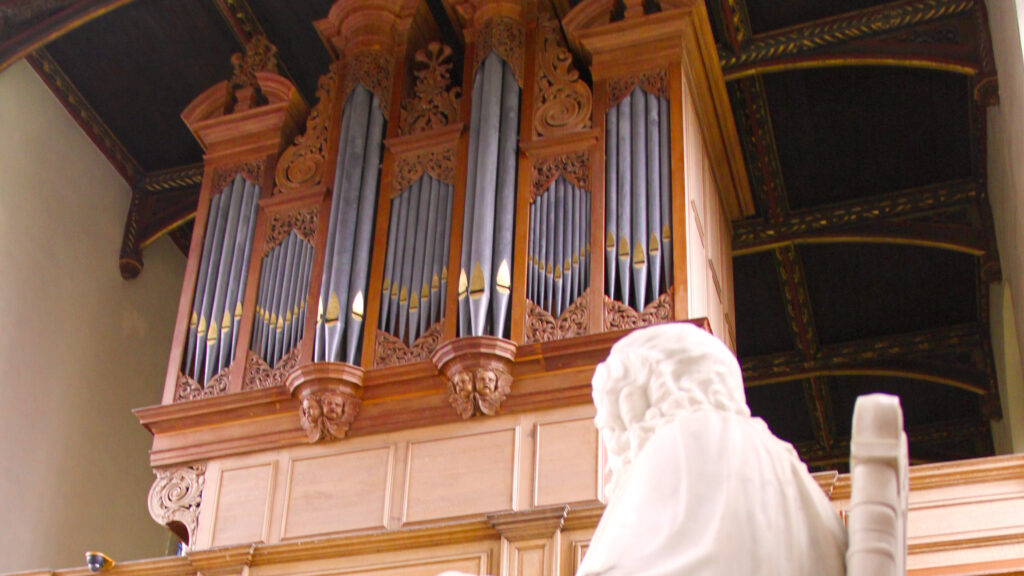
[374,321,443,367]
[264,208,318,255]
[534,13,592,138]
[275,62,340,196]
[213,159,264,192]
[242,347,300,391]
[475,16,524,87]
[175,368,230,402]
[392,145,457,197]
[401,42,460,135]
[342,51,394,113]
[532,150,590,200]
[603,289,674,332]
[606,68,669,107]
[148,464,205,546]
[524,289,590,344]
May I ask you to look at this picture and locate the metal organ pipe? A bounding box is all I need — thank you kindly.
[314,85,386,364]
[604,86,674,312]
[181,175,260,385]
[526,176,591,319]
[250,231,314,367]
[459,52,520,338]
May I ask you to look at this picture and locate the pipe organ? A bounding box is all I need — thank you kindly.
[140,1,757,574]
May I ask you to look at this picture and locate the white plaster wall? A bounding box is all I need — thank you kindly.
[0,60,185,572]
[987,0,1024,454]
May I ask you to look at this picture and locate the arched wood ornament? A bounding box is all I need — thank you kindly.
[531,150,591,201]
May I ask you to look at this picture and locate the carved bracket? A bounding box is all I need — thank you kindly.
[275,62,341,196]
[374,321,443,368]
[432,336,517,419]
[532,150,590,200]
[175,368,230,403]
[286,363,364,442]
[606,68,669,108]
[602,288,674,332]
[525,289,590,344]
[148,464,205,546]
[243,347,301,391]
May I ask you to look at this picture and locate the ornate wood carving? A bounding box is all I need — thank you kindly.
[392,144,457,197]
[275,62,340,196]
[174,368,230,402]
[342,51,394,113]
[475,16,524,87]
[286,363,365,442]
[606,68,669,108]
[534,13,592,138]
[602,288,674,332]
[400,42,460,136]
[432,337,517,419]
[374,321,443,367]
[147,464,205,545]
[264,207,318,254]
[213,159,265,191]
[226,35,278,112]
[242,347,300,391]
[524,289,590,344]
[531,150,590,200]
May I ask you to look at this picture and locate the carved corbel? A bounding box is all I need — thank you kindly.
[432,337,517,419]
[286,363,364,442]
[148,464,205,546]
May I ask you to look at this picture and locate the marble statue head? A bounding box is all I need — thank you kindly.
[592,323,749,499]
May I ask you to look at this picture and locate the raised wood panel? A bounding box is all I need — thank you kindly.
[327,554,489,576]
[212,463,275,546]
[404,428,519,522]
[511,544,546,576]
[282,446,393,539]
[534,418,600,507]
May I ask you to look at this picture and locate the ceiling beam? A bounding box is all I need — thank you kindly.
[0,0,136,74]
[119,164,203,279]
[720,0,981,80]
[732,178,988,256]
[741,323,992,395]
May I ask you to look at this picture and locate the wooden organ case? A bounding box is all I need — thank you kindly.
[136,1,753,574]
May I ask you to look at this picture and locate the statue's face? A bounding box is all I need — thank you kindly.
[452,372,473,396]
[301,396,322,421]
[477,370,498,395]
[321,393,344,420]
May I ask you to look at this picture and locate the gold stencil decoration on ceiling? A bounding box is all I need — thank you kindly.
[401,42,461,135]
[534,13,592,138]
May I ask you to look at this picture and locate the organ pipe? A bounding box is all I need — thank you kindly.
[181,174,260,384]
[604,86,674,312]
[527,176,591,318]
[314,85,386,365]
[459,52,520,338]
[250,232,314,367]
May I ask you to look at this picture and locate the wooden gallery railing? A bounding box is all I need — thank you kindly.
[138,0,752,484]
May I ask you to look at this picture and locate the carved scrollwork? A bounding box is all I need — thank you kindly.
[401,42,460,136]
[534,13,592,138]
[213,159,265,192]
[148,464,205,546]
[299,390,361,442]
[175,368,230,402]
[275,62,340,196]
[226,35,279,112]
[342,51,394,113]
[475,16,524,87]
[392,145,457,197]
[532,150,590,200]
[524,289,590,344]
[374,321,443,367]
[264,207,319,255]
[606,68,669,108]
[603,288,674,332]
[242,347,300,391]
[447,366,513,419]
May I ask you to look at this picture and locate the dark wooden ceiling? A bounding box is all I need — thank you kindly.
[0,0,1003,471]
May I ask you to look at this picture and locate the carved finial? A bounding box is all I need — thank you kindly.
[226,35,279,113]
[400,42,460,135]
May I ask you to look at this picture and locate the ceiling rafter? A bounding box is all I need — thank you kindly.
[741,322,995,397]
[0,0,136,74]
[119,164,203,279]
[720,0,980,80]
[732,178,989,256]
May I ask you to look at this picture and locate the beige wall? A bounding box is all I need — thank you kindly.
[0,60,185,572]
[986,1,1024,454]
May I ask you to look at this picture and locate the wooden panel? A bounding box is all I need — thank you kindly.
[325,553,489,576]
[512,544,546,576]
[534,418,600,506]
[282,447,393,539]
[404,429,518,522]
[212,463,274,546]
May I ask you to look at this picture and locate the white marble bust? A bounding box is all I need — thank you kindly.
[578,322,847,576]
